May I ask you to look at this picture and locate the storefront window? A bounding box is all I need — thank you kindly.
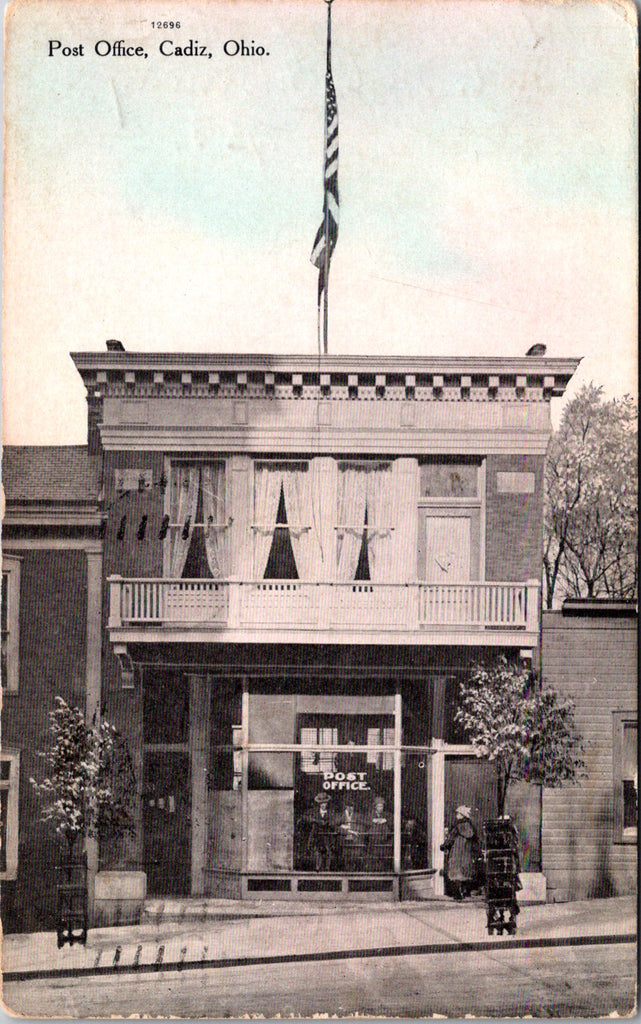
[293,713,395,873]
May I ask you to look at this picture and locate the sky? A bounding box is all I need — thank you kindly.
[2,0,637,444]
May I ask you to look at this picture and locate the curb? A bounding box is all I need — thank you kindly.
[3,931,636,984]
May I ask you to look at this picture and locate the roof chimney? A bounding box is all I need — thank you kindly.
[106,339,126,352]
[526,344,546,356]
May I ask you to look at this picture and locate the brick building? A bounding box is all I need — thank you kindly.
[1,446,102,932]
[541,600,637,901]
[2,346,581,928]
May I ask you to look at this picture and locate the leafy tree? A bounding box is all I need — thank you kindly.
[30,697,136,860]
[543,384,637,608]
[456,658,585,816]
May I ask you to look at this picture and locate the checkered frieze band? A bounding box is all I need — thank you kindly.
[84,369,570,402]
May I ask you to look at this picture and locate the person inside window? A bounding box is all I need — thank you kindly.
[366,796,392,870]
[336,800,366,871]
[298,792,335,872]
[402,817,427,869]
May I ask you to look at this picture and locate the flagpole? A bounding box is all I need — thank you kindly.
[312,0,337,358]
[322,0,332,355]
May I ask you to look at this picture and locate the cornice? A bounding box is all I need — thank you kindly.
[71,352,581,374]
[72,351,580,403]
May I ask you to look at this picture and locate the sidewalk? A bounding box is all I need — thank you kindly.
[2,895,636,980]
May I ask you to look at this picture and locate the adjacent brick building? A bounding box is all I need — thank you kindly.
[541,601,637,901]
[1,447,102,932]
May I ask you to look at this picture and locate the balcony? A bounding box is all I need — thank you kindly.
[108,577,540,647]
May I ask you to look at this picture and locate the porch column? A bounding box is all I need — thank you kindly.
[430,675,447,896]
[430,741,446,896]
[229,457,252,629]
[85,546,102,923]
[240,679,249,875]
[393,691,402,876]
[189,674,211,896]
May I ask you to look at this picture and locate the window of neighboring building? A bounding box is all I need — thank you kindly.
[613,713,637,843]
[0,751,20,880]
[1,556,21,693]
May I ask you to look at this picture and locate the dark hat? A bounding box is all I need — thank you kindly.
[314,792,331,804]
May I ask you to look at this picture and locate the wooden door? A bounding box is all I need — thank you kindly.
[423,516,471,582]
[444,755,497,836]
[143,751,190,895]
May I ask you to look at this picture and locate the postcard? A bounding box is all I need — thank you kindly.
[1,0,637,1018]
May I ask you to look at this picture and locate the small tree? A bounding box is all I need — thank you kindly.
[544,384,637,608]
[30,697,136,861]
[456,658,585,816]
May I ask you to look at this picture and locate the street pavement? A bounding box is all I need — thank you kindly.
[1,895,637,1018]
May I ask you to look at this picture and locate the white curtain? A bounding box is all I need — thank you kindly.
[335,460,419,583]
[169,465,200,577]
[311,457,338,582]
[386,458,420,582]
[202,463,228,578]
[253,465,283,578]
[336,467,368,582]
[282,465,322,580]
[366,465,395,582]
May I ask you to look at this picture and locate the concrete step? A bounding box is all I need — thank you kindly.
[141,893,486,925]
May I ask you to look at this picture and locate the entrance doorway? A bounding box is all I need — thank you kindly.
[142,670,191,896]
[142,750,190,895]
[444,754,497,837]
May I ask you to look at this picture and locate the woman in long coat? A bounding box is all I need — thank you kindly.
[441,805,481,900]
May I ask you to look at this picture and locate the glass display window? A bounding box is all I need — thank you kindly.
[293,713,395,873]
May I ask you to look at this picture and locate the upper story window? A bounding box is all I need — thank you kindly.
[167,463,228,578]
[1,556,21,693]
[336,462,394,582]
[253,462,310,579]
[420,459,479,499]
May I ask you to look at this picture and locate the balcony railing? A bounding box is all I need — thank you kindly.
[108,577,539,638]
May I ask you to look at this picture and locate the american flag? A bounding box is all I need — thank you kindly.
[310,36,339,306]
